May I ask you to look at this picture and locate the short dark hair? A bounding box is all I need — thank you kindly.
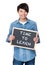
[17,3,29,13]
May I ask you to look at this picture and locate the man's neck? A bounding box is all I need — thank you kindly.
[19,18,27,22]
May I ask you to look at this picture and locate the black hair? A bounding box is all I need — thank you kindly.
[17,3,29,13]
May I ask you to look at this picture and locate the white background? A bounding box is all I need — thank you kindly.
[0,0,47,65]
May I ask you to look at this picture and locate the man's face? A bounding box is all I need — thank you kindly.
[18,9,28,19]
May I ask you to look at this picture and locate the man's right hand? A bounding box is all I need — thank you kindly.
[8,35,15,42]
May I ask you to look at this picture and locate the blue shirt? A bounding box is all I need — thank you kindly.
[6,19,40,62]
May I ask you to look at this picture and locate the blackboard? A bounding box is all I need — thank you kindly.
[11,27,37,50]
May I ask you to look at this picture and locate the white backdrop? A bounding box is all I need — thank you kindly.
[0,0,47,65]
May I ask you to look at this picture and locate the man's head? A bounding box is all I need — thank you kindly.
[17,3,29,19]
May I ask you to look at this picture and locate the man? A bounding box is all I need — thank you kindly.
[6,3,40,65]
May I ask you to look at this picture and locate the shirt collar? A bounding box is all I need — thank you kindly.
[16,18,30,24]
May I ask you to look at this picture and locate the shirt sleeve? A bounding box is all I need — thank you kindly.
[6,23,13,42]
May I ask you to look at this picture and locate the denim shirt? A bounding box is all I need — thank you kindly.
[6,19,40,62]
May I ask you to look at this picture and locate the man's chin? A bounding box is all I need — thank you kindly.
[21,17,26,19]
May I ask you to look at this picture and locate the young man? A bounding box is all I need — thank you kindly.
[6,3,40,65]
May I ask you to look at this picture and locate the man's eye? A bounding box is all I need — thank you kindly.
[20,11,23,12]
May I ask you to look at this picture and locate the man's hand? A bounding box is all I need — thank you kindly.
[33,33,38,44]
[8,35,15,42]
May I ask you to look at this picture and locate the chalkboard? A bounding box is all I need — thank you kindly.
[11,27,37,50]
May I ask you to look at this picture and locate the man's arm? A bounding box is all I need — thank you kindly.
[33,22,40,43]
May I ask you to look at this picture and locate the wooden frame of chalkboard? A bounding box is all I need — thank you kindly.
[11,27,38,50]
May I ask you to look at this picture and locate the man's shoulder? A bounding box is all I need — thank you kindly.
[10,20,18,25]
[28,19,36,25]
